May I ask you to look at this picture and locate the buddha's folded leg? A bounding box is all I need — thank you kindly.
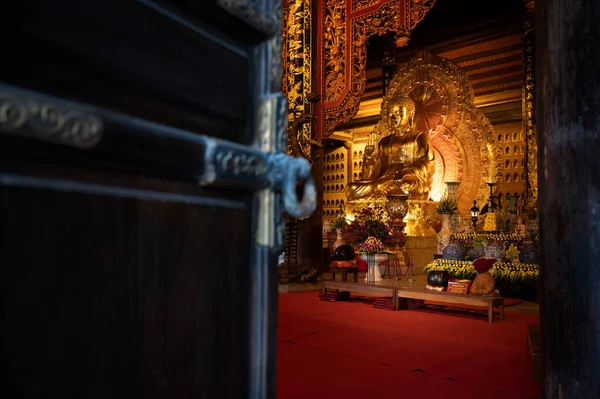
[399,175,419,195]
[346,181,377,201]
[377,179,408,196]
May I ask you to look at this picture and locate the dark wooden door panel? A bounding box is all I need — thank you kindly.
[1,1,316,398]
[2,0,262,144]
[1,186,252,398]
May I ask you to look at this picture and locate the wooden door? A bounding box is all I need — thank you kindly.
[0,1,315,398]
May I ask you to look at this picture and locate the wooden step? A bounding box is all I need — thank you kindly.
[317,291,350,301]
[373,298,396,310]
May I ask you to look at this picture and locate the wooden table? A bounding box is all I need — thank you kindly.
[321,281,505,324]
[330,267,359,282]
[394,287,505,324]
[322,280,398,307]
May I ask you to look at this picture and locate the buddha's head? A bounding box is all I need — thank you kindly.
[385,93,416,131]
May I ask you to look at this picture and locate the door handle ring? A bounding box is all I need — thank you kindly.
[281,157,316,219]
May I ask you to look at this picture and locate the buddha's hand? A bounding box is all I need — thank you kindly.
[364,145,375,158]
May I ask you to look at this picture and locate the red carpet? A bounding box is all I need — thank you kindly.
[278,292,540,399]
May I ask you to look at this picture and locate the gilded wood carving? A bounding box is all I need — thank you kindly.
[319,0,437,137]
[522,1,537,205]
[282,0,314,160]
[352,0,383,12]
[322,1,346,104]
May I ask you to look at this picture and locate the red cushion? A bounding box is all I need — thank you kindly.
[330,260,356,268]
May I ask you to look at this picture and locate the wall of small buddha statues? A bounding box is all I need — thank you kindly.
[494,121,527,203]
[322,148,348,218]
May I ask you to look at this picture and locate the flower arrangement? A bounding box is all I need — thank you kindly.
[346,205,393,246]
[388,227,407,247]
[452,233,524,241]
[424,259,539,300]
[355,236,387,255]
[505,243,520,262]
[331,212,347,230]
[436,195,459,214]
[451,233,524,246]
[473,236,485,247]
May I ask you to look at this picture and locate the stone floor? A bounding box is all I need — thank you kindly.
[278,271,540,314]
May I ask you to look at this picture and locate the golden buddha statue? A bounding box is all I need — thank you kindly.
[346,93,435,202]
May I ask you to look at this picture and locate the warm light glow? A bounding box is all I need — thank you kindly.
[355,98,383,119]
[486,143,497,182]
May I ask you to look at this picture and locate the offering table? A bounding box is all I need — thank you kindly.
[321,281,505,324]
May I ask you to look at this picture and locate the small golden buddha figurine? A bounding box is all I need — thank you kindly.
[346,93,435,201]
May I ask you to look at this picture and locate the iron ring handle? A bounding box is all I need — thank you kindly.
[281,157,317,219]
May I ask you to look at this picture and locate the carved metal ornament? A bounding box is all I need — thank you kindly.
[199,138,316,219]
[216,0,279,36]
[270,0,285,93]
[0,91,102,148]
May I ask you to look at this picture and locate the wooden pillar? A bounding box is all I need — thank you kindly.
[536,0,600,397]
[522,1,537,206]
[297,146,324,272]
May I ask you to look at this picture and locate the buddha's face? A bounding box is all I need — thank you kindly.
[387,105,410,130]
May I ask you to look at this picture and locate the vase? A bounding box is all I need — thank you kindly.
[468,245,485,260]
[359,254,385,283]
[519,242,539,264]
[322,220,332,247]
[333,228,345,250]
[437,213,453,254]
[451,213,461,234]
[427,270,450,288]
[484,244,505,260]
[442,242,465,260]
